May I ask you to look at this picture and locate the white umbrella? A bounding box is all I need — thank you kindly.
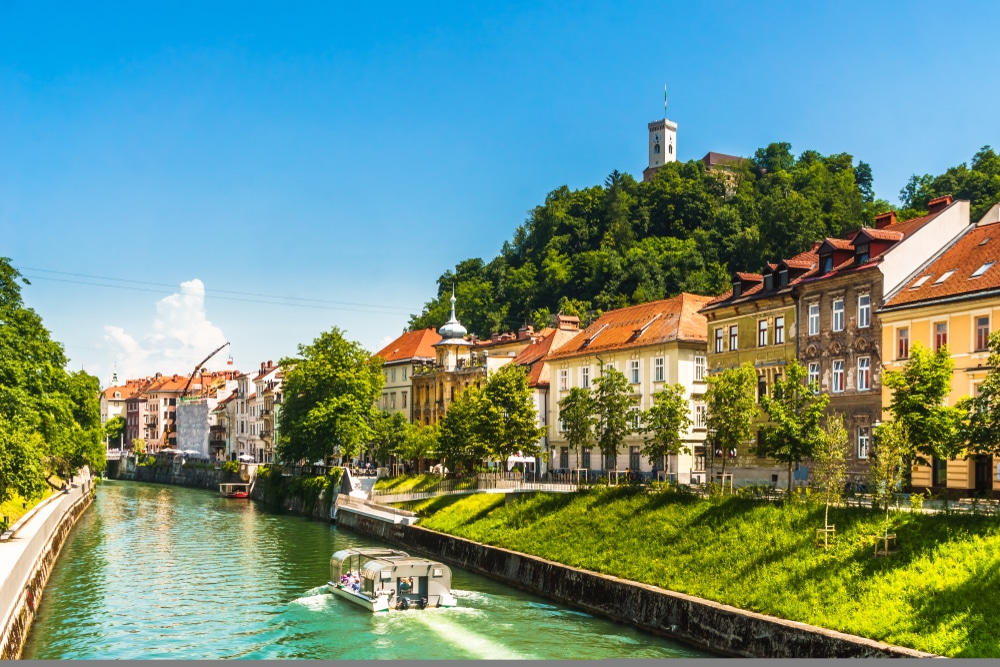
[238,454,255,462]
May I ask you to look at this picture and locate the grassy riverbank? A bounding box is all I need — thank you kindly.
[399,487,1000,657]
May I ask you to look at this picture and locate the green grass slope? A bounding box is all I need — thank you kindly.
[399,488,1000,657]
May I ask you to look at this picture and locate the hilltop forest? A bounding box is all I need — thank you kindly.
[408,143,1000,337]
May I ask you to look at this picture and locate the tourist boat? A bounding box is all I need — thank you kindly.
[219,483,250,499]
[327,548,457,612]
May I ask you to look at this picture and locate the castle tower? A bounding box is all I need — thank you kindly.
[642,117,677,182]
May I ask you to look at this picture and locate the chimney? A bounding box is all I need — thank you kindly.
[517,324,535,340]
[267,360,273,368]
[260,362,265,370]
[928,194,954,214]
[875,211,897,229]
[556,314,580,331]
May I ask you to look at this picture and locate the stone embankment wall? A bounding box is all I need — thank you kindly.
[0,485,94,659]
[336,508,935,659]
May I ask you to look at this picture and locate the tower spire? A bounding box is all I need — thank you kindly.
[664,83,667,118]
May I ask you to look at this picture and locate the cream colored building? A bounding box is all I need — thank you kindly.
[544,294,712,480]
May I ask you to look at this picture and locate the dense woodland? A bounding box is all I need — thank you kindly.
[409,144,1000,337]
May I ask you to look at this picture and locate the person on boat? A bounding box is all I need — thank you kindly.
[399,577,412,596]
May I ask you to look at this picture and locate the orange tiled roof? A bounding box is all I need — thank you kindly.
[374,328,442,363]
[545,294,711,361]
[883,220,1000,308]
[104,382,142,400]
[704,246,819,309]
[512,327,579,387]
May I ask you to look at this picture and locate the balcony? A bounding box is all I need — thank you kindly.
[260,430,272,439]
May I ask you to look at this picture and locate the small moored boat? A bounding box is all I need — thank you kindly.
[328,548,457,612]
[219,483,250,499]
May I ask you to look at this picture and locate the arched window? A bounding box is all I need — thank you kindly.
[653,144,660,154]
[668,144,673,155]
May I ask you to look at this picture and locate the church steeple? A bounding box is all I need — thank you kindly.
[437,285,469,340]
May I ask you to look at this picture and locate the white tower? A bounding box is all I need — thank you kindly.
[643,117,677,182]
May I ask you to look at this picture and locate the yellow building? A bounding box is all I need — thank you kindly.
[879,203,1000,496]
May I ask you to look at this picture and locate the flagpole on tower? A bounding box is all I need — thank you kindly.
[664,84,668,118]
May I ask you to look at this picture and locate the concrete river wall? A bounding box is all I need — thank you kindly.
[0,472,95,659]
[335,507,935,659]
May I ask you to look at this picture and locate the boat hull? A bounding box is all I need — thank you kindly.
[327,583,391,612]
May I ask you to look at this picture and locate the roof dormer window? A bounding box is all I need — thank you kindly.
[971,261,995,278]
[910,275,931,289]
[820,254,833,274]
[778,269,789,287]
[855,243,870,265]
[764,275,773,291]
[732,282,742,298]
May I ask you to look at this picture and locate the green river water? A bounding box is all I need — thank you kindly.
[21,481,707,660]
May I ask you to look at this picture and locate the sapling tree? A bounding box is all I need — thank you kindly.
[812,413,849,540]
[559,387,597,469]
[593,366,634,471]
[640,384,693,470]
[705,362,758,481]
[870,420,908,548]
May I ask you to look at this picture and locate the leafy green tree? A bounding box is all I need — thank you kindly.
[899,146,1000,221]
[395,423,439,466]
[104,415,126,446]
[559,387,597,468]
[705,362,758,480]
[0,418,48,503]
[437,387,491,473]
[962,331,1000,456]
[277,327,384,465]
[812,413,850,534]
[370,411,408,465]
[759,359,830,492]
[640,384,693,468]
[592,366,634,470]
[132,438,147,455]
[883,341,967,465]
[480,364,545,464]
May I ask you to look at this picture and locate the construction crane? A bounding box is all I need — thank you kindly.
[181,341,231,398]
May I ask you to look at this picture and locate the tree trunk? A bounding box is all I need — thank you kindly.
[788,461,794,496]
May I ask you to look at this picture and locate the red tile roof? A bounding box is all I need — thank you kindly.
[853,227,903,242]
[374,328,442,363]
[511,327,579,387]
[546,294,711,361]
[883,220,1000,308]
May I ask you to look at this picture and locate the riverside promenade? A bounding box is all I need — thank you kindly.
[0,468,94,659]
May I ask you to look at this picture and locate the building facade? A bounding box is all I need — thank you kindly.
[374,328,441,422]
[544,294,712,480]
[880,202,1000,497]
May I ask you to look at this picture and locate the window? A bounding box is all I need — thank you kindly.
[558,410,566,432]
[778,269,789,287]
[935,322,948,352]
[832,299,845,332]
[581,366,590,389]
[976,316,990,351]
[855,243,870,264]
[695,404,706,429]
[774,316,785,344]
[390,393,396,409]
[933,270,955,285]
[857,427,869,460]
[758,320,768,347]
[857,357,871,391]
[757,378,767,402]
[910,275,932,289]
[629,446,641,470]
[972,261,995,278]
[728,325,738,350]
[809,304,820,336]
[629,360,640,384]
[654,357,664,382]
[695,356,706,381]
[932,457,947,486]
[402,367,407,381]
[807,362,819,391]
[764,274,773,291]
[582,448,591,469]
[628,408,642,431]
[559,369,568,391]
[897,327,910,359]
[820,254,833,274]
[560,447,569,469]
[858,294,871,328]
[391,369,396,382]
[402,391,407,408]
[715,328,724,353]
[654,143,660,154]
[832,360,844,393]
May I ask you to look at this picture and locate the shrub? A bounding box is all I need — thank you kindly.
[221,460,240,474]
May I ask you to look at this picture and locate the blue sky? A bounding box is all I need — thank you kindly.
[2,1,999,383]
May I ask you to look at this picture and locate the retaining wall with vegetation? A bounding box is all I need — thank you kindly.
[335,507,936,659]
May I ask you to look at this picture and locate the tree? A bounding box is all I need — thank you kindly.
[883,341,966,465]
[0,418,48,504]
[105,415,126,446]
[759,359,830,492]
[370,411,408,465]
[395,423,439,467]
[705,363,758,480]
[812,413,850,537]
[132,438,147,455]
[276,327,384,465]
[592,366,634,470]
[559,387,597,468]
[640,384,693,468]
[437,387,491,473]
[479,364,546,464]
[962,331,1000,456]
[870,420,908,546]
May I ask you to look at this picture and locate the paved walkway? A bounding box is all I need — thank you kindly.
[0,469,93,641]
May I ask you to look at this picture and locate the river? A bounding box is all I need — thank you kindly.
[22,481,706,659]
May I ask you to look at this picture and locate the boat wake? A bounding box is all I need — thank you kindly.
[289,586,333,610]
[408,611,533,660]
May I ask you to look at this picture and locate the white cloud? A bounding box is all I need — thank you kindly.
[104,279,228,377]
